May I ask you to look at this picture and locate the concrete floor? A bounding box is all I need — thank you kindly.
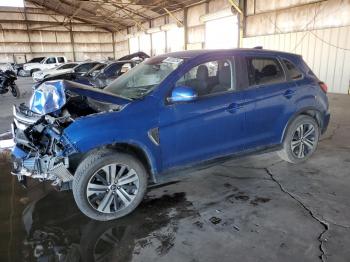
[0,78,349,262]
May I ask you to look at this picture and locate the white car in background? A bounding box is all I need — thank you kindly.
[23,56,67,76]
[32,62,79,82]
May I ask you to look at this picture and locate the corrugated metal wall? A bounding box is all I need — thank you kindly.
[0,2,114,63]
[243,0,350,94]
[243,26,350,94]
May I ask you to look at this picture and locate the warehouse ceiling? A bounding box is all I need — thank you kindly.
[28,0,205,32]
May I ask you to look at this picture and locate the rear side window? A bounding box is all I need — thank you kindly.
[246,57,285,86]
[282,59,303,80]
[57,57,65,63]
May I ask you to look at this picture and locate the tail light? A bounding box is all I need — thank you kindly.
[319,82,328,93]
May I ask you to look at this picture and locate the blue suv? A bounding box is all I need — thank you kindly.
[11,49,330,221]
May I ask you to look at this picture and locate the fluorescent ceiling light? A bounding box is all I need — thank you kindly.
[0,0,24,7]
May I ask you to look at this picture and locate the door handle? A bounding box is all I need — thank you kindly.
[283,89,295,99]
[227,103,243,113]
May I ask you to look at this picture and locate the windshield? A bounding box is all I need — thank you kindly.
[57,63,78,69]
[104,56,184,99]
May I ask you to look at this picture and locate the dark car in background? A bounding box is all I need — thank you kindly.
[83,60,139,88]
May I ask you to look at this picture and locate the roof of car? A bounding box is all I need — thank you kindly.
[163,48,301,59]
[105,60,138,65]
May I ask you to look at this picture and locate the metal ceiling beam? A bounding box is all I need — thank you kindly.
[28,0,117,31]
[109,0,151,20]
[163,7,183,26]
[60,0,130,31]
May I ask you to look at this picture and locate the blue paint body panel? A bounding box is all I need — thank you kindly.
[12,146,28,159]
[27,49,331,181]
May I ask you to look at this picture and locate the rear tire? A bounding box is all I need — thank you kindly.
[278,115,320,163]
[72,149,148,221]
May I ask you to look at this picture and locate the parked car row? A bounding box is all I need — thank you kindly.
[32,61,100,82]
[32,51,150,89]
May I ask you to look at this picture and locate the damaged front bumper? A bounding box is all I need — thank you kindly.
[11,104,77,190]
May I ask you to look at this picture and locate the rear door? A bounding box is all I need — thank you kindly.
[242,55,298,149]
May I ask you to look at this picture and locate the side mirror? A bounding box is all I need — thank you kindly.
[168,86,198,103]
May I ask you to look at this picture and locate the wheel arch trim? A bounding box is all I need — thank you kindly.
[281,107,323,143]
[81,141,159,183]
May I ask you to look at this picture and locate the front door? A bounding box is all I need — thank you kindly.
[159,56,246,170]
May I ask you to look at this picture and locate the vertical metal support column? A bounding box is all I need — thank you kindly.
[183,7,188,50]
[239,0,245,47]
[112,31,116,59]
[228,0,244,47]
[23,6,33,60]
[69,20,76,61]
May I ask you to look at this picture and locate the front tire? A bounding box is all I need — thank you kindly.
[72,149,148,221]
[278,115,320,163]
[11,84,20,98]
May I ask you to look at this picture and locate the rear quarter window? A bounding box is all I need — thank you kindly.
[246,57,285,86]
[282,59,303,80]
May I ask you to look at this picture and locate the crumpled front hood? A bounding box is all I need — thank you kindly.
[30,80,131,115]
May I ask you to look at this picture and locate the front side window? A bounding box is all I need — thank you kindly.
[282,59,303,80]
[86,64,106,76]
[104,56,184,99]
[103,63,121,77]
[75,63,99,73]
[246,57,285,86]
[175,59,234,97]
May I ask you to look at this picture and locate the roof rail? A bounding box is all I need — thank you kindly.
[253,46,263,49]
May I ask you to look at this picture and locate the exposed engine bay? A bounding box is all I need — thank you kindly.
[11,80,126,190]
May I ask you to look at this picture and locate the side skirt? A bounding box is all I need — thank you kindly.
[151,144,282,185]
